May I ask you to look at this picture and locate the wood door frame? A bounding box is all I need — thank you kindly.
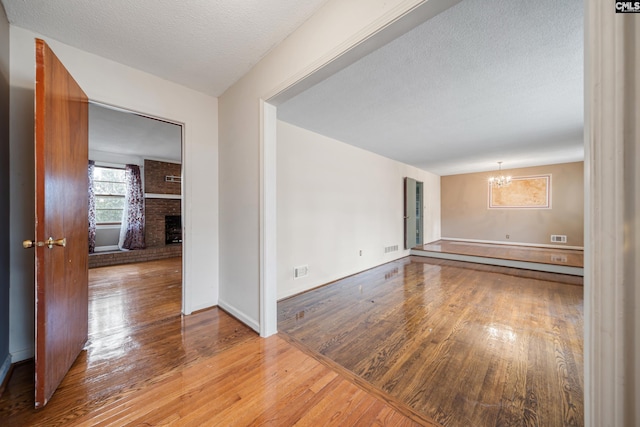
[89,100,187,315]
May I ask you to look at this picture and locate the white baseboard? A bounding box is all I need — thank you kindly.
[440,237,584,250]
[217,299,260,333]
[10,348,34,363]
[278,280,331,301]
[0,353,11,386]
[183,300,218,316]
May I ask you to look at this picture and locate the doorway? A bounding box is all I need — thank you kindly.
[88,102,184,333]
[404,177,424,249]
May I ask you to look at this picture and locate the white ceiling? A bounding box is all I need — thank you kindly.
[278,0,584,176]
[2,0,584,175]
[89,104,182,163]
[1,0,329,97]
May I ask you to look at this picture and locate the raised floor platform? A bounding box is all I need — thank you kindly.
[411,240,584,277]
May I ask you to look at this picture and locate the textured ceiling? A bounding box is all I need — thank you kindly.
[89,103,182,163]
[2,0,583,175]
[1,0,329,96]
[278,0,584,176]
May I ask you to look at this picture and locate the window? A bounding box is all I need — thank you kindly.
[93,166,126,224]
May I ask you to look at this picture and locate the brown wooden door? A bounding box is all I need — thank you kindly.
[33,39,89,408]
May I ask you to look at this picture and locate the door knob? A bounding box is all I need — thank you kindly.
[23,237,66,249]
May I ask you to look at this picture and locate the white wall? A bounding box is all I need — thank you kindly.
[219,0,444,331]
[584,2,640,424]
[277,121,440,299]
[9,26,219,361]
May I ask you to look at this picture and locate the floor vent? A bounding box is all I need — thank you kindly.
[293,265,308,279]
[384,245,399,254]
[550,235,567,243]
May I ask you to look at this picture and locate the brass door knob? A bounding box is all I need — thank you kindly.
[23,237,66,249]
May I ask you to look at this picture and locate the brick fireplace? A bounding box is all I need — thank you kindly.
[144,159,182,248]
[165,215,182,244]
[145,198,181,247]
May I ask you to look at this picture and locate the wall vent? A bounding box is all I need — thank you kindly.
[293,265,308,279]
[384,245,399,254]
[550,235,567,243]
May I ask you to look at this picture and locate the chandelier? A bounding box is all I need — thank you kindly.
[488,162,512,188]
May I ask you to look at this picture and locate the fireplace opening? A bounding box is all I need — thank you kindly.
[165,215,182,244]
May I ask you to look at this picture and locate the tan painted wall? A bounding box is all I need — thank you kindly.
[441,162,584,247]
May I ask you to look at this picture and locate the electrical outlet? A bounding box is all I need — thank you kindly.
[506,234,510,239]
[359,250,362,256]
[293,265,308,279]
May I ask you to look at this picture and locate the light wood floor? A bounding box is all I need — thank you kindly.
[279,256,584,427]
[420,240,584,268]
[0,258,422,426]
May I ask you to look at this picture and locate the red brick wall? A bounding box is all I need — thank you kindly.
[145,199,181,247]
[144,159,181,194]
[144,160,182,248]
[89,245,181,268]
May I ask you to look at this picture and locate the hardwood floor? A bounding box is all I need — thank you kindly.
[0,258,422,426]
[279,256,584,427]
[419,240,584,268]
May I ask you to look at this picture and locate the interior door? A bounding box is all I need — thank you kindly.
[404,177,417,249]
[415,181,424,246]
[31,39,89,408]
